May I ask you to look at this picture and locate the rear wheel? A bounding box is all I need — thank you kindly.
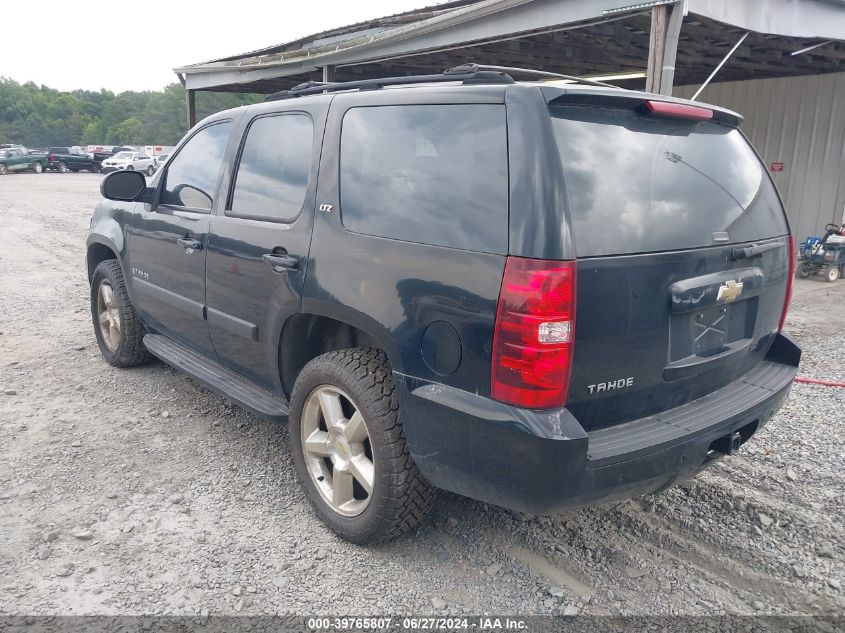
[32,162,43,174]
[798,262,813,278]
[826,266,840,282]
[290,348,435,543]
[90,260,150,367]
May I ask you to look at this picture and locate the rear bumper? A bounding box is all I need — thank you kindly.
[397,332,800,514]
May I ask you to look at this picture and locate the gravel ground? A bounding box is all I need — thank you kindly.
[0,173,843,617]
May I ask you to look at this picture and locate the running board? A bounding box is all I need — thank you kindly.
[143,334,289,422]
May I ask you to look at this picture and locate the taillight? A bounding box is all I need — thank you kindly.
[643,100,713,121]
[48,154,54,161]
[778,235,795,331]
[491,257,576,409]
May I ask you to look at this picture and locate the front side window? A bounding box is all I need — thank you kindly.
[161,121,232,211]
[339,104,509,253]
[229,114,313,222]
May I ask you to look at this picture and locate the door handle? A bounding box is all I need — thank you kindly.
[262,252,299,272]
[177,237,202,251]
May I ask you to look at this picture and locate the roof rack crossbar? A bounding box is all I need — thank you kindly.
[263,63,624,101]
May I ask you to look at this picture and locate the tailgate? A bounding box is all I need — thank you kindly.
[567,238,791,429]
[547,99,792,430]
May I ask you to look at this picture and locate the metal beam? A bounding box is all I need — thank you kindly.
[322,65,335,82]
[186,89,197,129]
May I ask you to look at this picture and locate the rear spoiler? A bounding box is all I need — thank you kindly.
[541,87,743,127]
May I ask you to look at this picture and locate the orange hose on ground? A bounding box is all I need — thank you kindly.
[795,376,845,388]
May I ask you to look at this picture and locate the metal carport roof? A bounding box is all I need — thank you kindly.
[175,0,845,95]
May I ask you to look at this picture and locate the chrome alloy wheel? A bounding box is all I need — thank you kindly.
[96,280,121,352]
[300,385,375,517]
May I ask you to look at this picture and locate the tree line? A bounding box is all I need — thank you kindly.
[0,78,261,148]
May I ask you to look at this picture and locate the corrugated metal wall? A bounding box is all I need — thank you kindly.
[677,72,845,240]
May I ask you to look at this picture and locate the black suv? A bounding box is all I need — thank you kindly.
[86,65,800,543]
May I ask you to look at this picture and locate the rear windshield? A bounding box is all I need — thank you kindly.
[549,105,788,258]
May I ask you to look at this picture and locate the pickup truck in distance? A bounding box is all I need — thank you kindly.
[47,147,100,173]
[0,147,48,174]
[86,65,801,544]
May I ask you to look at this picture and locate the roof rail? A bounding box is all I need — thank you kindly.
[472,65,623,89]
[263,63,622,101]
[264,64,513,101]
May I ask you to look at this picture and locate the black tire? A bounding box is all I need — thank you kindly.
[90,260,150,367]
[146,165,154,177]
[126,166,134,171]
[32,162,44,174]
[290,348,435,543]
[58,162,68,173]
[0,164,7,175]
[798,262,813,278]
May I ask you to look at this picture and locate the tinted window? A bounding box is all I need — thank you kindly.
[161,121,231,211]
[549,105,788,257]
[229,114,313,222]
[340,105,508,252]
[51,148,69,154]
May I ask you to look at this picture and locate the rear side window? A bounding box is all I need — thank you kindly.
[340,104,508,253]
[549,105,788,257]
[229,114,313,222]
[161,121,232,211]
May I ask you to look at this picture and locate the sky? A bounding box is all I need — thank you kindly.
[4,0,436,93]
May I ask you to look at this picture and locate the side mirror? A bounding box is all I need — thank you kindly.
[100,170,151,202]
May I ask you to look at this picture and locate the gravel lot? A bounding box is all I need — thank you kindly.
[0,173,843,617]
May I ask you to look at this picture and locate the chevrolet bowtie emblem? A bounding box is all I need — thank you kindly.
[717,279,743,303]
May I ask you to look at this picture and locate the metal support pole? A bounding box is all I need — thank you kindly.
[658,2,684,95]
[186,89,197,129]
[645,5,668,93]
[691,32,749,101]
[322,65,335,82]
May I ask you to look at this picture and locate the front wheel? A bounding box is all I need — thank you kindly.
[58,162,68,173]
[826,266,840,282]
[289,348,435,543]
[146,165,155,177]
[0,164,7,175]
[798,262,813,278]
[32,162,44,174]
[90,260,150,367]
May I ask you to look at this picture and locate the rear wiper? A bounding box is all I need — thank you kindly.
[730,242,783,261]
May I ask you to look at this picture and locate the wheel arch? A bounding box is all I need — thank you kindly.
[278,311,401,399]
[86,235,124,283]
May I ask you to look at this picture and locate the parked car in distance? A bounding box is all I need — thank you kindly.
[47,147,100,173]
[87,65,800,544]
[100,150,156,176]
[153,153,169,171]
[0,147,48,174]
